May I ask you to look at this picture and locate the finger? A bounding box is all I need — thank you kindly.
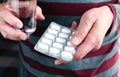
[71,21,78,29]
[55,59,68,65]
[36,6,45,20]
[70,12,97,46]
[0,10,23,28]
[73,40,94,60]
[74,20,105,60]
[73,31,98,60]
[0,31,7,38]
[0,21,27,41]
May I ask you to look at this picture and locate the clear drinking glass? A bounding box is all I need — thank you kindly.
[8,0,37,36]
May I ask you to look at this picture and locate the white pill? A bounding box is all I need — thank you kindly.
[59,33,69,38]
[48,29,58,36]
[38,43,49,51]
[53,42,63,49]
[61,51,73,61]
[67,41,72,46]
[44,33,55,40]
[41,38,52,45]
[49,47,60,57]
[50,23,61,31]
[64,46,75,55]
[56,37,66,43]
[61,28,71,34]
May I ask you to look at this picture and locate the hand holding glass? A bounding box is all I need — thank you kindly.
[8,0,37,36]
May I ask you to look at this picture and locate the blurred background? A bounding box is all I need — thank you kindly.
[0,34,19,77]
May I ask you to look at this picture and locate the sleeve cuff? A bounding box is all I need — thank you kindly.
[106,4,117,34]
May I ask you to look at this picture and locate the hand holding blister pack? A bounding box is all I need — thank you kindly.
[34,22,76,61]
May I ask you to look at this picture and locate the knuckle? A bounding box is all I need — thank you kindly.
[90,36,101,50]
[83,10,95,20]
[39,6,42,11]
[83,13,92,22]
[95,45,101,50]
[7,32,20,40]
[89,37,97,45]
[0,10,9,18]
[83,9,98,23]
[0,22,5,30]
[12,21,19,27]
[13,32,21,37]
[0,31,7,39]
[88,32,101,44]
[37,6,42,13]
[84,12,91,19]
[75,29,86,40]
[95,40,102,49]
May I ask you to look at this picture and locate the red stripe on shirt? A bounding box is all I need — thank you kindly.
[92,52,119,76]
[83,40,116,59]
[38,0,117,16]
[20,49,92,77]
[20,48,119,77]
[20,49,93,77]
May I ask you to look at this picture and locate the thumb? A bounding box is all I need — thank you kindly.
[36,6,45,20]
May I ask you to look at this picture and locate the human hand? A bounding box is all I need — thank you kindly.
[55,5,113,64]
[0,2,45,41]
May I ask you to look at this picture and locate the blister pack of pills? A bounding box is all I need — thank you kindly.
[34,22,76,61]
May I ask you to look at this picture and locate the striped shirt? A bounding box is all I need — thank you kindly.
[19,0,120,77]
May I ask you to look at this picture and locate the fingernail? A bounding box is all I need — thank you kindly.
[19,34,27,40]
[1,31,7,38]
[55,61,61,65]
[72,21,77,26]
[71,37,80,45]
[16,22,23,28]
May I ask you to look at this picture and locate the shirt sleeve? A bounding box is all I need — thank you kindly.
[102,3,120,45]
[107,4,120,32]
